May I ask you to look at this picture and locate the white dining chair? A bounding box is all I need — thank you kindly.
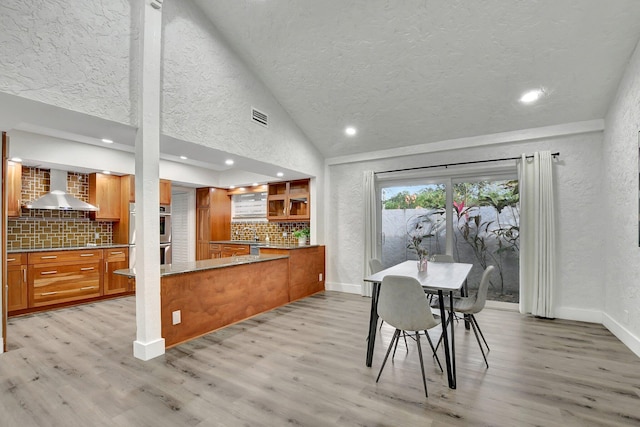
[376,275,442,398]
[440,265,495,368]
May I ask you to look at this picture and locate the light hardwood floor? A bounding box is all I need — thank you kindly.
[1,291,639,426]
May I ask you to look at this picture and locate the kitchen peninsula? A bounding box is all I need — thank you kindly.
[115,245,325,348]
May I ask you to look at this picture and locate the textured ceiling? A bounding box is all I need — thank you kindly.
[195,0,640,159]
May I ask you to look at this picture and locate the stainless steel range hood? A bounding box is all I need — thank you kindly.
[25,169,99,211]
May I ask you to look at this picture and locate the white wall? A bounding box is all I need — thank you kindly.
[602,38,640,357]
[0,0,326,243]
[0,0,135,125]
[161,0,325,179]
[325,129,606,323]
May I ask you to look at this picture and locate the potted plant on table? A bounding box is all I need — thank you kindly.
[293,227,310,246]
[407,213,438,272]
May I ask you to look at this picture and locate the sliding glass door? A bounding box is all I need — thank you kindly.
[379,175,519,303]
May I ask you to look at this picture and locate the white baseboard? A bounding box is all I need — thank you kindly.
[133,338,165,361]
[553,306,603,324]
[325,281,363,295]
[602,313,640,359]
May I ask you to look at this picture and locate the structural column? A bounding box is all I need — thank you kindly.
[133,0,165,361]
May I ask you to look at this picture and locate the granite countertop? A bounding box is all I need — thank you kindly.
[8,244,130,254]
[210,240,320,250]
[114,253,289,278]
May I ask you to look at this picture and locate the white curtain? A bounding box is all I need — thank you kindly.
[362,170,377,297]
[518,151,556,318]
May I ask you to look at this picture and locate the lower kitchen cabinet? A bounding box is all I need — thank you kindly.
[8,247,133,316]
[209,243,251,258]
[7,253,28,313]
[27,249,103,308]
[259,245,325,301]
[221,244,250,257]
[103,248,129,295]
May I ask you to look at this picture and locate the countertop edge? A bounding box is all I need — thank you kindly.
[115,254,290,278]
[209,241,322,250]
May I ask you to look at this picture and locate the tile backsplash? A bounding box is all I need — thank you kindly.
[7,167,113,250]
[231,221,310,245]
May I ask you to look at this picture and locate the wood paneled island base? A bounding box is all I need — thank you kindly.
[161,257,290,347]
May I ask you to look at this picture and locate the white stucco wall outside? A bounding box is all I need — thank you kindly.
[602,38,640,356]
[325,131,605,322]
[0,0,135,125]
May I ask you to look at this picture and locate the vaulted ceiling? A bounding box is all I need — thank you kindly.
[196,0,640,159]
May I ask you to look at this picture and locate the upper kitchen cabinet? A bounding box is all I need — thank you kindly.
[159,180,172,205]
[7,160,22,217]
[267,179,310,221]
[196,187,231,260]
[89,173,121,221]
[124,175,172,205]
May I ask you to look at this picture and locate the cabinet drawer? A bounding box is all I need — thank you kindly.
[7,253,27,267]
[221,245,250,257]
[210,244,222,252]
[105,248,127,262]
[28,249,103,264]
[30,262,102,307]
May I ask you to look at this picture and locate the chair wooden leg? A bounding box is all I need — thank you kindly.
[415,332,428,398]
[376,329,401,383]
[469,315,489,368]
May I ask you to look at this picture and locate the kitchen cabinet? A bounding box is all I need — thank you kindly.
[7,160,22,217]
[220,244,250,258]
[89,173,121,220]
[267,179,310,221]
[114,176,172,244]
[160,179,172,205]
[196,187,231,260]
[28,249,103,308]
[260,245,325,301]
[124,175,172,204]
[6,253,27,313]
[103,247,129,295]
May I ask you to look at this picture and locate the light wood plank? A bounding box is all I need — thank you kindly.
[1,292,639,426]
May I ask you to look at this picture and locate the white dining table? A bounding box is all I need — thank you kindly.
[363,260,473,389]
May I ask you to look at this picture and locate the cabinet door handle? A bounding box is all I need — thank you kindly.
[110,251,123,255]
[41,255,57,259]
[80,253,95,257]
[40,270,57,275]
[80,286,97,290]
[24,269,27,282]
[7,257,16,262]
[41,291,57,296]
[80,267,94,271]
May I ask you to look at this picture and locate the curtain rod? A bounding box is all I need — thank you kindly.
[375,152,560,175]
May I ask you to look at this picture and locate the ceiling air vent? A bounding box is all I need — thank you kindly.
[251,107,268,128]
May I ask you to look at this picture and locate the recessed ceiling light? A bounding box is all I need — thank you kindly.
[101,138,113,144]
[520,89,543,104]
[225,159,234,165]
[180,155,188,160]
[276,172,284,177]
[102,170,111,175]
[229,185,236,189]
[252,182,259,186]
[345,126,357,136]
[10,157,22,162]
